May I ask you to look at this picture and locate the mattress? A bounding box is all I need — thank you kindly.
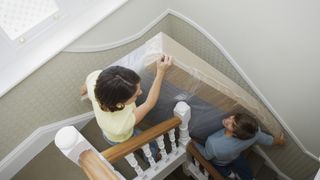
[103,32,283,143]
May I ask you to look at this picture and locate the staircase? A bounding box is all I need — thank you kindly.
[12,117,281,180]
[12,118,178,180]
[245,150,278,180]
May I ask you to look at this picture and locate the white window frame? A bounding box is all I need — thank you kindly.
[0,0,128,97]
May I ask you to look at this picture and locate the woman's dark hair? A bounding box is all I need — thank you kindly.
[232,113,258,140]
[94,66,140,112]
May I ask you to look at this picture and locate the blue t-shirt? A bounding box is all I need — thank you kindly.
[195,128,273,165]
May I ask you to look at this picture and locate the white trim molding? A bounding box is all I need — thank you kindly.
[253,145,291,180]
[63,9,171,53]
[0,111,94,180]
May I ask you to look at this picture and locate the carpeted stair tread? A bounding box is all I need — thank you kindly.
[165,165,194,180]
[12,142,87,180]
[246,151,265,177]
[255,164,277,180]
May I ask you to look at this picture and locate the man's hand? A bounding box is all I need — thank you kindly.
[273,132,286,145]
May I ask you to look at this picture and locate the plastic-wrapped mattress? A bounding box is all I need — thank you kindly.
[104,32,282,144]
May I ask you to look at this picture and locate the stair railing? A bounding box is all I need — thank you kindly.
[55,126,125,179]
[186,141,225,180]
[79,150,120,180]
[55,101,192,180]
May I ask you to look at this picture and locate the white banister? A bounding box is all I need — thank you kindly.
[168,129,178,154]
[141,144,157,168]
[125,153,144,177]
[194,159,201,175]
[156,135,168,161]
[174,101,191,147]
[55,126,124,179]
[55,126,91,166]
[204,169,209,179]
[55,101,193,180]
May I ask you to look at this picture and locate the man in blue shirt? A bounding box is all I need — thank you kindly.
[194,113,285,180]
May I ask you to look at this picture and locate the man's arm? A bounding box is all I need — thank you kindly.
[256,130,286,146]
[193,140,215,160]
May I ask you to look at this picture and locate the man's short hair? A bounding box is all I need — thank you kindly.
[232,113,258,140]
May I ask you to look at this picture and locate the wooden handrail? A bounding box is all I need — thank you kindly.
[101,116,181,163]
[79,150,120,180]
[187,141,225,180]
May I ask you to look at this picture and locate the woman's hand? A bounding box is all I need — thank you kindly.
[80,84,87,96]
[156,54,173,76]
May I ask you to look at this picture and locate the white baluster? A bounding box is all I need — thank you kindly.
[156,135,168,160]
[194,159,201,175]
[124,153,144,177]
[204,169,209,179]
[141,144,156,168]
[168,129,178,154]
[174,101,191,147]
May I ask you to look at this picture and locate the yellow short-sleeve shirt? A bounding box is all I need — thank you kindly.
[86,70,136,142]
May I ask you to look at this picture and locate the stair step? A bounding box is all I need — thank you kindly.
[255,164,277,180]
[165,165,194,180]
[81,119,149,179]
[80,118,111,151]
[246,151,265,177]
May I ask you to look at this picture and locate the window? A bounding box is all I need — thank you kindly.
[0,0,59,40]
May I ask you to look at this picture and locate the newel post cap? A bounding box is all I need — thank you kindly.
[55,126,79,150]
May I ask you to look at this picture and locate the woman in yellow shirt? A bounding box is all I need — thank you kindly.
[81,54,172,145]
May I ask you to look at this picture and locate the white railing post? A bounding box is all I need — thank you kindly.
[55,126,124,179]
[124,153,144,177]
[168,129,177,154]
[194,159,201,175]
[174,101,191,147]
[141,144,157,168]
[204,169,209,179]
[55,126,91,166]
[156,135,168,161]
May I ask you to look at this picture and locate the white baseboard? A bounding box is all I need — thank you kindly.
[253,145,291,180]
[0,111,95,180]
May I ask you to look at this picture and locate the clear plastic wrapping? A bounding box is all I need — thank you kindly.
[102,33,282,144]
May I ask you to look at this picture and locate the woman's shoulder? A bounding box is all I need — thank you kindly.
[86,70,102,83]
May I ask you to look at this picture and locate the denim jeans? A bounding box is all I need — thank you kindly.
[210,155,253,180]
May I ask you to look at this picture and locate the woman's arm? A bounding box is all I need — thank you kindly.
[134,55,173,124]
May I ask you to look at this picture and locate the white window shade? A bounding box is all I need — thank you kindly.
[0,0,59,40]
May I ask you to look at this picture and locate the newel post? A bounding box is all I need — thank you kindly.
[55,126,91,166]
[174,101,191,147]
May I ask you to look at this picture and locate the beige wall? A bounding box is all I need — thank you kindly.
[66,0,169,50]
